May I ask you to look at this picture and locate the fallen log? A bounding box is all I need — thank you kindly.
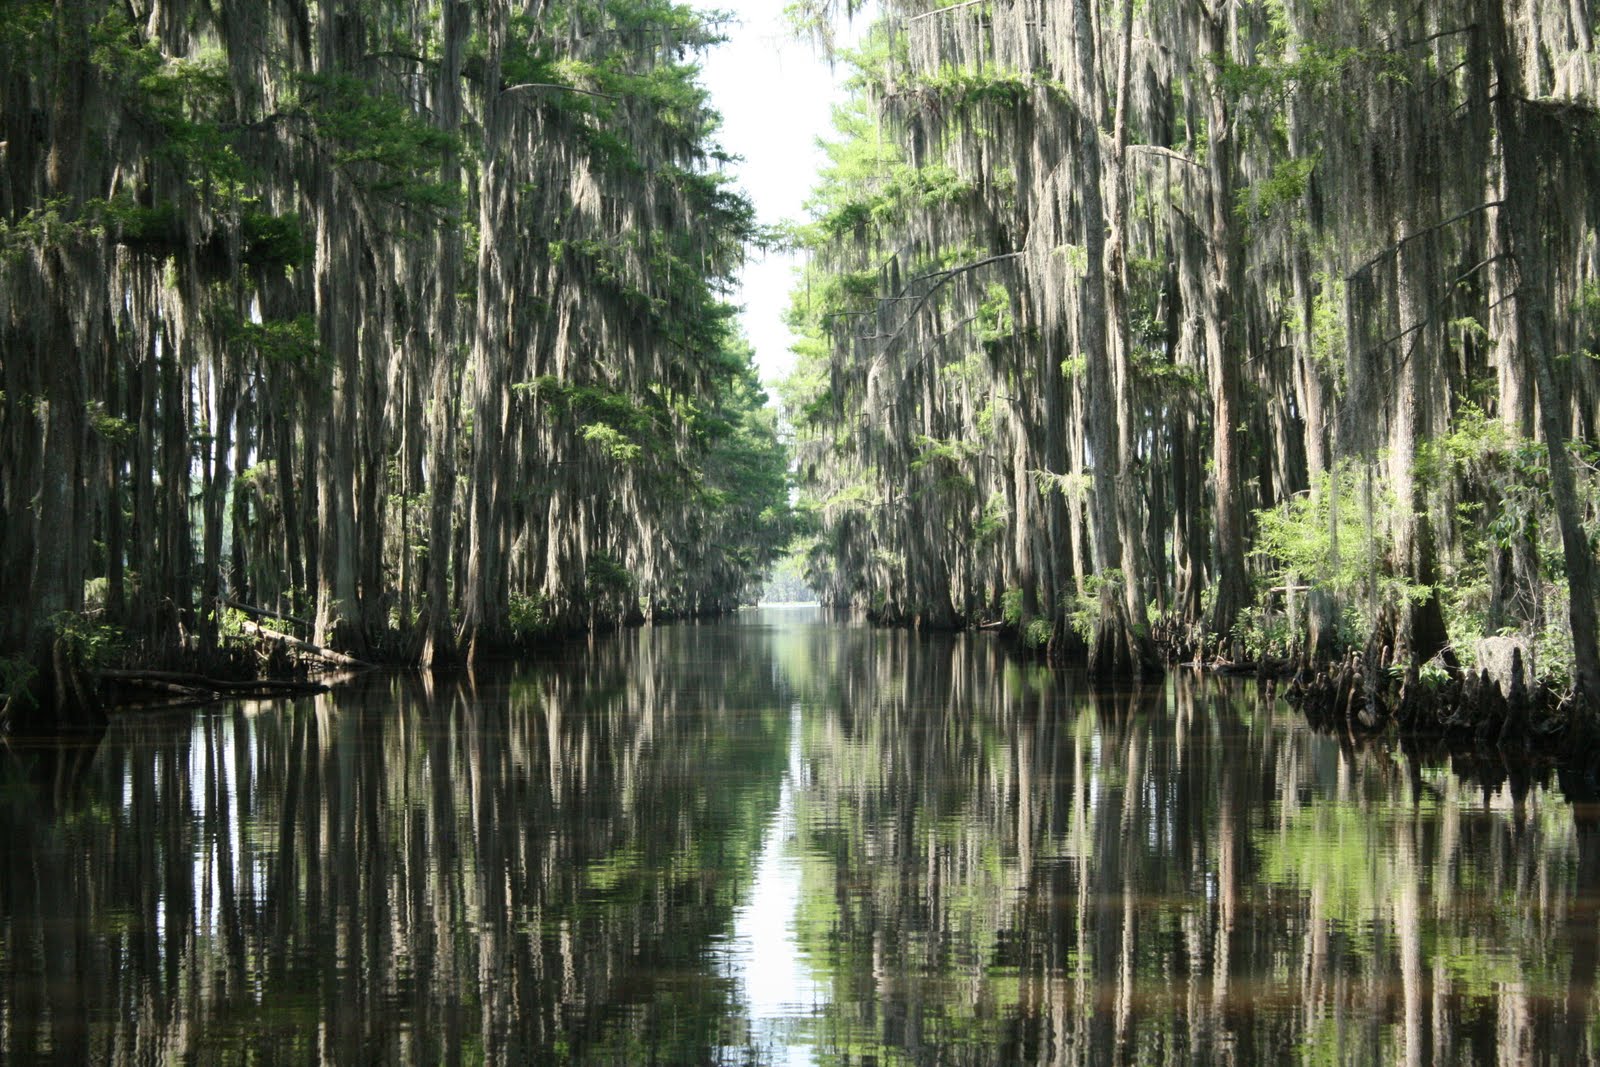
[99,669,330,696]
[103,675,220,702]
[238,620,375,669]
[113,695,227,712]
[222,599,310,633]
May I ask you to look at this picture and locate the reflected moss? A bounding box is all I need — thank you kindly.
[0,614,1593,1064]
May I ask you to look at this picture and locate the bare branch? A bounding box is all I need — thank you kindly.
[1344,201,1504,282]
[909,0,988,23]
[502,82,618,102]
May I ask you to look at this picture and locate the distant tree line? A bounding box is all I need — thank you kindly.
[782,0,1600,710]
[761,554,819,604]
[0,0,792,707]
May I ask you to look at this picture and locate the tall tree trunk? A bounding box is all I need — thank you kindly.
[1201,11,1250,650]
[1077,0,1155,675]
[1487,1,1600,710]
[458,1,513,660]
[1106,0,1155,646]
[311,0,367,657]
[202,356,239,648]
[421,0,465,671]
[1389,217,1450,664]
[28,0,94,680]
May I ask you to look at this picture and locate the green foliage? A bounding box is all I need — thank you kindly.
[1023,617,1054,649]
[1231,603,1296,661]
[1309,272,1347,385]
[1001,588,1024,627]
[1253,463,1429,618]
[814,162,978,240]
[1052,243,1089,276]
[241,212,311,270]
[297,72,459,211]
[1237,154,1319,222]
[47,611,123,671]
[90,15,248,185]
[912,66,1039,109]
[103,198,180,254]
[1537,614,1577,690]
[972,493,1008,546]
[695,358,796,591]
[1032,469,1091,503]
[822,481,879,512]
[1131,352,1203,396]
[0,656,38,714]
[581,423,644,463]
[761,553,818,604]
[223,311,321,369]
[1415,402,1595,682]
[1066,571,1123,644]
[1216,42,1369,104]
[508,592,552,638]
[976,283,1014,346]
[86,403,135,446]
[585,555,637,599]
[911,434,980,472]
[216,606,251,640]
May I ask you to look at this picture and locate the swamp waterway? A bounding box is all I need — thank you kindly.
[1,607,1597,1064]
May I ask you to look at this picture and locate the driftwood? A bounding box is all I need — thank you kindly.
[238,620,374,669]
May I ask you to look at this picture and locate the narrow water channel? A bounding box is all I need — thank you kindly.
[1,607,1596,1064]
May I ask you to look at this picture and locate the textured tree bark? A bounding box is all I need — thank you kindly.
[1200,11,1250,651]
[201,356,239,647]
[458,0,514,661]
[1487,0,1600,711]
[421,0,470,669]
[1075,0,1155,675]
[1107,0,1155,646]
[311,0,367,658]
[27,1,94,671]
[1389,217,1450,664]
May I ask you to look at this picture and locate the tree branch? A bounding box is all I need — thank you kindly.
[1345,201,1504,281]
[502,82,618,102]
[909,0,988,22]
[1397,25,1478,50]
[1127,144,1204,168]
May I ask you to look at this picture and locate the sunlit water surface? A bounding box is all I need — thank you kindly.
[2,607,1597,1064]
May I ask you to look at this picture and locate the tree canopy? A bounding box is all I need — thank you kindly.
[0,0,793,700]
[781,0,1600,708]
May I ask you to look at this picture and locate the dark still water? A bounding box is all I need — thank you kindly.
[2,608,1597,1065]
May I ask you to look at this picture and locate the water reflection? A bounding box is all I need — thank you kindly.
[720,701,825,1066]
[0,609,1595,1064]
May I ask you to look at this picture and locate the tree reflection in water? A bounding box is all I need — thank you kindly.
[0,608,1594,1064]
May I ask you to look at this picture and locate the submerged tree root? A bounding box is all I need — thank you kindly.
[1266,648,1579,756]
[1135,623,1589,756]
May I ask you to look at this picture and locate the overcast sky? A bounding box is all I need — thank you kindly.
[694,2,858,391]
